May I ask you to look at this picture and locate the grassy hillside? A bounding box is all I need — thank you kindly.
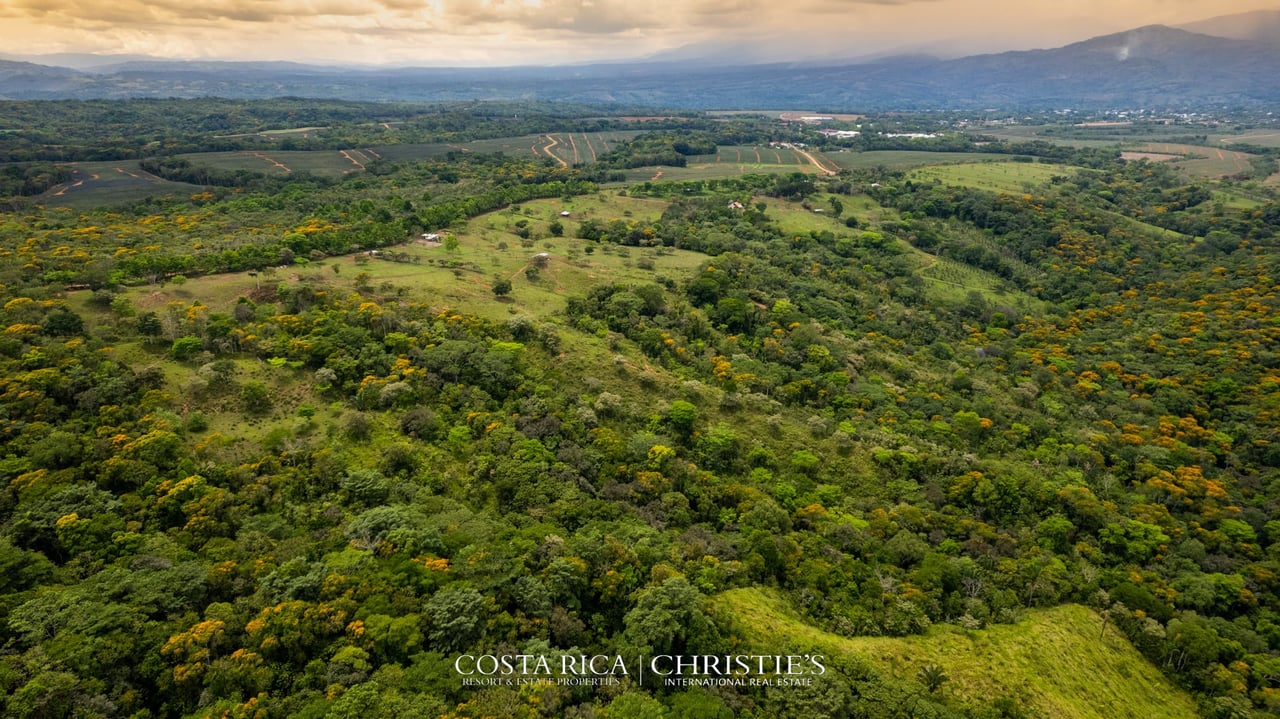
[714,588,1201,719]
[908,161,1079,194]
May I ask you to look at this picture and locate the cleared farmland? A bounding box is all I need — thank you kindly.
[908,161,1080,194]
[169,131,642,176]
[1217,130,1280,148]
[173,150,359,177]
[617,144,833,182]
[40,160,204,209]
[1137,142,1256,177]
[828,150,1012,170]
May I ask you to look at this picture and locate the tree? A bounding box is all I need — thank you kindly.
[492,278,513,297]
[622,577,720,656]
[918,663,948,693]
[137,311,163,339]
[423,586,486,652]
[829,196,844,218]
[41,308,83,336]
[665,400,698,436]
[170,336,204,361]
[240,381,272,415]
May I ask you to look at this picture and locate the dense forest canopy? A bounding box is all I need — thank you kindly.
[0,99,1278,718]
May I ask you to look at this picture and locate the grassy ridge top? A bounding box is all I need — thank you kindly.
[907,161,1080,194]
[714,588,1200,719]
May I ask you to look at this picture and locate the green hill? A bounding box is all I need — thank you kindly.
[714,588,1201,719]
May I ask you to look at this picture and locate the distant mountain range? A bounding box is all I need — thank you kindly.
[2,14,1278,109]
[1178,9,1280,45]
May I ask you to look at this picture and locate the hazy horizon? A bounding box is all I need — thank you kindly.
[0,0,1276,68]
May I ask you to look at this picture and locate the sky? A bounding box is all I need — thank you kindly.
[0,0,1275,67]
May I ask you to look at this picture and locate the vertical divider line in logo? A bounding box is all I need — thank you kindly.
[639,655,645,686]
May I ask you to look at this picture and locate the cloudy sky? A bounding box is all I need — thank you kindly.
[0,0,1274,66]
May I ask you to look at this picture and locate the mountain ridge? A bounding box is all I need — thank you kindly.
[0,23,1275,108]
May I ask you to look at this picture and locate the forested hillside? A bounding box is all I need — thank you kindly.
[0,101,1279,718]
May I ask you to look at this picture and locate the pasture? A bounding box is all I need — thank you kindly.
[714,587,1200,719]
[123,191,696,326]
[908,161,1079,194]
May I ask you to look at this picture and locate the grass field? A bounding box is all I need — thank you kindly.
[122,191,695,327]
[908,162,1080,194]
[828,150,1013,170]
[40,160,204,209]
[713,588,1200,719]
[1212,189,1267,210]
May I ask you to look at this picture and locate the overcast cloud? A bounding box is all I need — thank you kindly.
[0,0,1272,66]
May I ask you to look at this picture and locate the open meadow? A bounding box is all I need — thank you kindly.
[714,588,1200,719]
[908,161,1079,194]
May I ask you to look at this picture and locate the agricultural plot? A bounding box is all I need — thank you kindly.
[40,160,204,209]
[174,150,364,177]
[1136,142,1256,178]
[979,127,1131,148]
[693,145,795,166]
[1216,130,1280,148]
[534,131,652,166]
[361,143,456,162]
[363,134,642,164]
[827,150,1011,170]
[622,144,830,182]
[169,131,644,179]
[621,163,823,183]
[909,161,1080,194]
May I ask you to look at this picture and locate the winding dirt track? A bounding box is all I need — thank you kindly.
[542,135,568,167]
[792,146,837,175]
